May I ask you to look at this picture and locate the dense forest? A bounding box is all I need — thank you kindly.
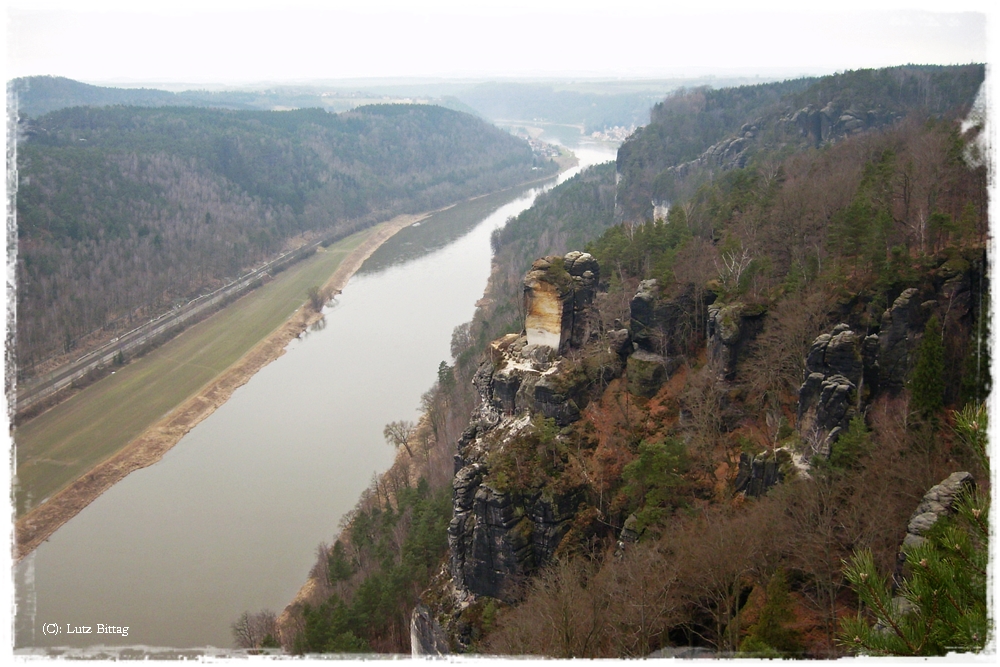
[10,76,253,117]
[615,64,985,220]
[267,63,989,658]
[13,103,554,376]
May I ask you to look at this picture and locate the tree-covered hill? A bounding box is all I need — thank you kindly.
[14,103,555,374]
[276,63,989,658]
[8,76,266,117]
[458,65,989,658]
[616,64,985,221]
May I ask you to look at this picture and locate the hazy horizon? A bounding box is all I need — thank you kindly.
[6,2,989,86]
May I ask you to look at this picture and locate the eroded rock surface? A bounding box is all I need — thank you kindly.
[901,471,975,552]
[892,471,975,602]
[878,288,925,391]
[523,251,599,352]
[734,450,787,498]
[706,302,766,380]
[629,280,707,357]
[787,103,902,146]
[797,324,879,460]
[410,603,449,656]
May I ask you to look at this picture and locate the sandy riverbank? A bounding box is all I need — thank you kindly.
[14,211,430,561]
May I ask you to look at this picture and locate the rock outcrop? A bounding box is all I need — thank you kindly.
[892,471,975,603]
[660,100,902,183]
[706,302,766,380]
[523,251,599,353]
[795,248,984,465]
[786,103,903,147]
[878,288,925,391]
[449,329,594,602]
[625,280,707,396]
[630,280,708,356]
[487,334,590,427]
[733,450,789,498]
[663,122,761,179]
[797,324,878,460]
[410,603,450,656]
[899,471,975,553]
[426,252,613,651]
[627,350,680,398]
[449,459,583,601]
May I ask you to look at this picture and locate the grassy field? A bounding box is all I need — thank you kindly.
[13,229,372,516]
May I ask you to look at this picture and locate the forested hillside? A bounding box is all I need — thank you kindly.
[11,75,763,134]
[454,65,990,657]
[263,64,989,659]
[9,76,251,117]
[14,103,554,375]
[616,64,984,220]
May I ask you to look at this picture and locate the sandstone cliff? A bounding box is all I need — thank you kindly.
[414,245,987,655]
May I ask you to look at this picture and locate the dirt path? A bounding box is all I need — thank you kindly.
[14,211,429,561]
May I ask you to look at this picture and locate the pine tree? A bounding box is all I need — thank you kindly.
[739,568,804,657]
[838,486,989,656]
[827,415,873,470]
[909,314,945,419]
[960,286,991,406]
[953,402,988,475]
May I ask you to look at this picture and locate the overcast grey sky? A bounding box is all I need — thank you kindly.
[4,0,991,86]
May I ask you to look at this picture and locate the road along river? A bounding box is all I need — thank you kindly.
[13,137,616,652]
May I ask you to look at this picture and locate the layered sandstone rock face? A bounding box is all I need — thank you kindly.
[797,249,985,464]
[706,301,766,380]
[523,251,599,352]
[797,323,878,460]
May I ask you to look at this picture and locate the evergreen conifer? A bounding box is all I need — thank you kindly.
[839,489,988,655]
[910,314,945,418]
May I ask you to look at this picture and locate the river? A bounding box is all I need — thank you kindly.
[13,134,616,653]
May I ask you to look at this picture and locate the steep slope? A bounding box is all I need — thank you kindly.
[269,64,988,658]
[413,65,988,658]
[615,64,984,221]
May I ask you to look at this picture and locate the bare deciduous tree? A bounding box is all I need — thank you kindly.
[599,542,681,657]
[673,501,789,652]
[232,609,278,651]
[485,557,609,658]
[383,420,415,457]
